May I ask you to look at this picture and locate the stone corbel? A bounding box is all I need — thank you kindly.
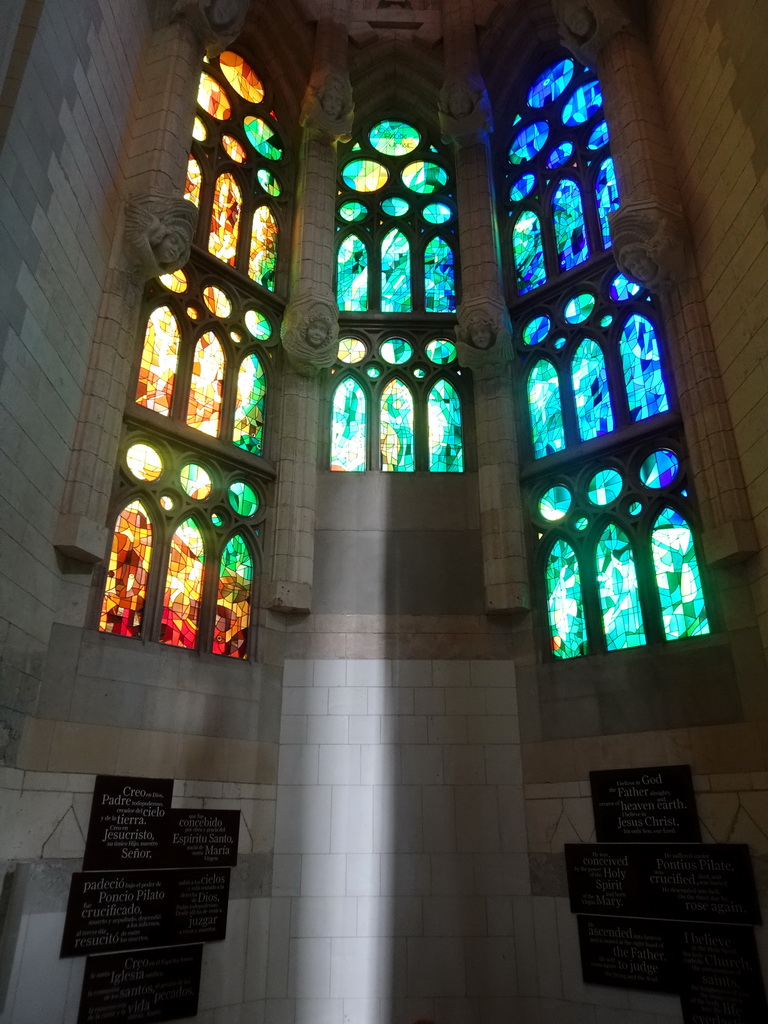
[455,296,513,379]
[280,291,340,374]
[609,198,689,292]
[169,0,250,56]
[123,193,198,283]
[552,0,630,66]
[300,63,354,143]
[439,70,493,146]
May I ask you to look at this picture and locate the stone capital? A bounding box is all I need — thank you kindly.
[552,0,630,66]
[455,296,513,378]
[123,192,198,282]
[439,71,493,146]
[281,291,340,373]
[168,0,249,56]
[610,198,689,292]
[301,64,354,143]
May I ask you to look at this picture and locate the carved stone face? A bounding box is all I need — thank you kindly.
[445,82,474,120]
[469,318,494,349]
[566,2,596,38]
[306,317,329,347]
[206,0,245,33]
[622,244,657,287]
[153,227,189,268]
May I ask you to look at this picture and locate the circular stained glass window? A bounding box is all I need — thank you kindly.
[509,121,549,164]
[600,315,613,327]
[587,469,623,506]
[588,121,609,150]
[197,74,231,120]
[380,338,413,364]
[343,159,389,192]
[640,449,679,489]
[369,120,420,156]
[159,269,187,293]
[609,273,643,301]
[222,135,246,163]
[401,161,448,193]
[425,339,456,364]
[187,306,199,320]
[553,336,567,350]
[381,197,410,216]
[546,142,574,169]
[339,201,368,222]
[338,338,366,364]
[126,443,163,482]
[228,481,259,516]
[203,285,232,318]
[628,501,642,515]
[422,202,452,224]
[192,117,207,142]
[539,485,572,522]
[219,51,264,104]
[575,516,589,531]
[413,367,426,379]
[527,59,574,108]
[562,81,603,125]
[244,309,271,340]
[509,174,536,201]
[243,116,282,159]
[564,292,596,324]
[367,366,381,379]
[180,463,212,500]
[211,512,224,526]
[522,314,550,346]
[160,495,174,510]
[230,331,242,344]
[257,168,281,196]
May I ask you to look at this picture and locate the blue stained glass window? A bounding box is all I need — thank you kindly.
[381,229,411,312]
[562,81,603,125]
[619,314,669,420]
[513,210,546,293]
[509,121,550,164]
[596,157,620,247]
[546,540,587,658]
[424,236,456,312]
[331,378,367,472]
[572,338,614,440]
[547,142,574,169]
[522,314,550,346]
[528,59,574,108]
[596,524,646,650]
[552,179,590,271]
[652,508,710,640]
[587,120,610,150]
[510,174,536,202]
[337,235,368,311]
[609,273,642,301]
[640,449,679,489]
[428,379,463,472]
[528,360,565,458]
[381,378,415,471]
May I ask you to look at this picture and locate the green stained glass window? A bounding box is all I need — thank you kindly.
[257,168,281,196]
[562,81,603,125]
[401,161,448,193]
[380,338,413,364]
[249,206,277,290]
[424,236,456,313]
[331,378,367,472]
[381,229,411,312]
[369,120,420,156]
[244,309,271,340]
[338,338,367,363]
[546,540,587,658]
[213,533,252,658]
[522,315,550,346]
[380,378,415,472]
[539,485,572,521]
[243,116,282,159]
[619,314,669,421]
[232,354,266,455]
[640,449,679,488]
[628,502,642,515]
[382,197,409,216]
[572,338,613,440]
[564,292,595,323]
[609,273,642,301]
[528,59,574,108]
[509,121,549,164]
[342,159,389,192]
[596,524,646,650]
[180,463,212,500]
[337,235,368,311]
[510,174,536,201]
[588,469,623,505]
[426,339,456,364]
[547,142,574,169]
[422,203,452,224]
[339,202,368,222]
[652,508,710,640]
[575,517,589,531]
[528,360,565,458]
[588,121,609,150]
[513,210,546,294]
[228,481,259,516]
[553,179,589,271]
[428,379,463,472]
[596,157,620,247]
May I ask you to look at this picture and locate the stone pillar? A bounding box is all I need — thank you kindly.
[54,0,250,561]
[440,0,529,612]
[553,0,757,566]
[267,9,353,613]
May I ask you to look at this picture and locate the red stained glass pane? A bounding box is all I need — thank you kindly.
[209,173,241,265]
[160,518,205,649]
[187,331,225,436]
[219,51,264,104]
[213,533,253,658]
[100,502,152,637]
[248,206,277,290]
[136,306,180,415]
[198,73,231,119]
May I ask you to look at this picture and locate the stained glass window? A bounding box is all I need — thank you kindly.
[249,206,277,289]
[596,157,620,248]
[652,508,710,640]
[528,360,565,458]
[596,524,646,650]
[381,229,411,313]
[214,534,253,658]
[160,519,205,649]
[136,306,180,415]
[381,378,415,472]
[186,332,225,436]
[209,173,241,264]
[571,338,613,440]
[513,210,546,293]
[428,380,463,472]
[186,157,202,207]
[620,314,669,420]
[424,237,456,312]
[331,378,367,472]
[552,179,589,270]
[100,502,152,637]
[233,354,266,455]
[337,235,368,311]
[546,540,587,658]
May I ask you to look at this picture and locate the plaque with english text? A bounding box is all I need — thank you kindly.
[577,915,680,992]
[167,809,240,867]
[679,923,768,1024]
[83,776,173,871]
[590,764,700,843]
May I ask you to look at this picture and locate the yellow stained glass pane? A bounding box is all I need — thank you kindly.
[338,338,366,364]
[198,73,231,119]
[185,156,202,207]
[159,268,187,293]
[160,519,205,649]
[219,51,265,104]
[100,502,152,638]
[203,285,232,318]
[186,331,225,436]
[192,116,207,141]
[136,306,180,415]
[248,206,278,290]
[126,443,163,482]
[222,134,247,163]
[209,173,241,265]
[187,306,200,320]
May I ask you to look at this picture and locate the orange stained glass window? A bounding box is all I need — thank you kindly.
[160,518,205,649]
[186,156,202,207]
[213,533,253,658]
[209,173,241,265]
[187,331,225,436]
[219,51,265,104]
[160,268,187,293]
[198,72,231,119]
[222,134,247,163]
[136,306,180,415]
[100,502,153,637]
[248,205,277,290]
[203,285,232,318]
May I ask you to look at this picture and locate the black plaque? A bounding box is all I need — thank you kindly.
[590,764,700,843]
[61,869,230,957]
[577,915,680,992]
[77,945,202,1023]
[565,844,760,925]
[679,923,768,1024]
[84,776,173,871]
[167,809,240,867]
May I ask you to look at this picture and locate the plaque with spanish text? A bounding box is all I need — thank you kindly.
[83,776,173,871]
[590,765,700,843]
[679,923,768,1023]
[167,809,240,867]
[577,915,679,992]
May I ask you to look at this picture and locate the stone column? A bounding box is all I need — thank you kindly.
[54,0,250,561]
[441,0,529,612]
[553,0,757,566]
[267,9,353,613]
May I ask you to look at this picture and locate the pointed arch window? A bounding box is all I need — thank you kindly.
[214,533,254,658]
[381,378,415,472]
[652,507,710,640]
[331,377,367,472]
[100,501,153,638]
[424,237,456,313]
[513,210,546,293]
[160,518,205,649]
[546,539,587,659]
[552,179,589,270]
[528,360,565,458]
[571,337,613,440]
[381,229,411,312]
[596,524,645,650]
[428,379,463,472]
[620,314,669,420]
[337,235,369,311]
